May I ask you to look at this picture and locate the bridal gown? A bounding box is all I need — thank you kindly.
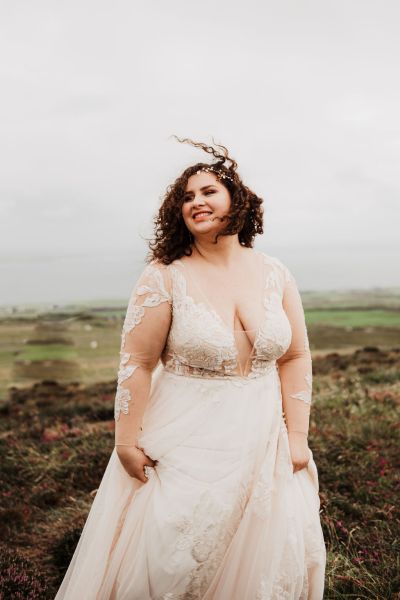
[55,249,326,600]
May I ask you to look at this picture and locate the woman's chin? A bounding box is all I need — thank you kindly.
[190,222,215,233]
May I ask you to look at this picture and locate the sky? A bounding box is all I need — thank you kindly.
[1,0,399,305]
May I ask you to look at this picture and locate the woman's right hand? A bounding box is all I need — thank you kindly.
[116,445,157,483]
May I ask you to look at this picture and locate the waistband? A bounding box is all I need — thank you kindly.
[161,362,278,385]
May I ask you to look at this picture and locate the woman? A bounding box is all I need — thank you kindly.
[55,138,326,599]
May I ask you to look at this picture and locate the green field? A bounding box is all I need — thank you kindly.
[305,308,400,327]
[1,299,399,402]
[0,290,397,413]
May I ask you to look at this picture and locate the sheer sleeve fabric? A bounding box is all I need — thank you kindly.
[276,263,312,437]
[114,261,172,447]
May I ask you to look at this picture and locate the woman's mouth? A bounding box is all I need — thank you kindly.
[192,211,212,221]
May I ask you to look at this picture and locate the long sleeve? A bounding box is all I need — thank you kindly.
[276,263,312,437]
[114,261,172,447]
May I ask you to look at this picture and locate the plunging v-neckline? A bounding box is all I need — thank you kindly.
[175,250,265,336]
[171,251,266,377]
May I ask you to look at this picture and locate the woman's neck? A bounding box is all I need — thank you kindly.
[191,234,248,268]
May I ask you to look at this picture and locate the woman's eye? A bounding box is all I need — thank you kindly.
[183,190,215,202]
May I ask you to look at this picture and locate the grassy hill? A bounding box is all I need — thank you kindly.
[0,288,399,598]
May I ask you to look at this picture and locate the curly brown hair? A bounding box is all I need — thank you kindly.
[147,136,264,265]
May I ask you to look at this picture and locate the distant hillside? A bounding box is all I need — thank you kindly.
[299,288,400,310]
[0,287,399,320]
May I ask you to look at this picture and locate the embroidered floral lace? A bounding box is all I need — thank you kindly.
[114,250,313,447]
[114,263,173,446]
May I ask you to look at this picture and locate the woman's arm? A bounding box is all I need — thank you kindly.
[113,261,172,481]
[276,262,312,473]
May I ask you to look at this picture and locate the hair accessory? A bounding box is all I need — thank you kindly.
[196,165,234,182]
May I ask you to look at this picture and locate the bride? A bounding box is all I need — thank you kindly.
[55,137,326,599]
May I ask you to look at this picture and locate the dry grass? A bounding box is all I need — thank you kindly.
[0,342,399,598]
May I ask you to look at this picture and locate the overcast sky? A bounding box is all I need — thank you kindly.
[1,0,399,305]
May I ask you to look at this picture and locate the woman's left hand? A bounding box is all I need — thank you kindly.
[287,431,311,473]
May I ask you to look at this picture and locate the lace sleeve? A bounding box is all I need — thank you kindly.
[114,260,172,447]
[276,261,312,437]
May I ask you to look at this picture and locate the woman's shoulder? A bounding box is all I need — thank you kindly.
[256,249,286,270]
[256,250,295,284]
[131,259,173,299]
[146,258,171,271]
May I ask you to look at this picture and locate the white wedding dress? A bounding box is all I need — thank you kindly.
[55,249,326,600]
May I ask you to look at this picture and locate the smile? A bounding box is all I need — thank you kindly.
[192,211,212,221]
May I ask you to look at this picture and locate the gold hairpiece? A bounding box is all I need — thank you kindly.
[196,166,234,182]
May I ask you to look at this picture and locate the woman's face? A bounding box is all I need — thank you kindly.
[181,171,231,240]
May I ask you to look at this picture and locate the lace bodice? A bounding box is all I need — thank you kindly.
[162,254,292,379]
[114,250,313,446]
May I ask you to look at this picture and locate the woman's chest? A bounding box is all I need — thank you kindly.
[162,261,292,378]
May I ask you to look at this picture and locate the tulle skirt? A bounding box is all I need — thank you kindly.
[55,364,326,600]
